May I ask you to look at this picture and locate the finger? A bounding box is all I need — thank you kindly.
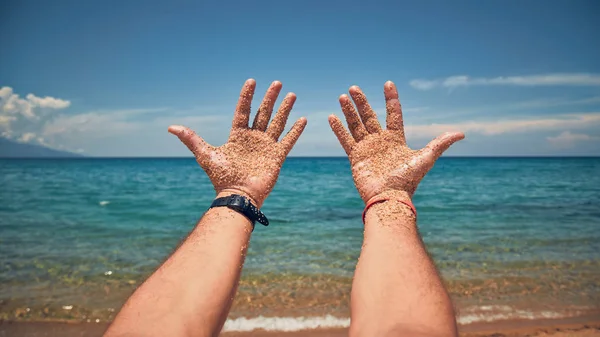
[349,85,382,134]
[231,79,257,130]
[168,125,214,160]
[280,117,307,155]
[339,94,368,141]
[266,92,296,140]
[252,81,282,131]
[384,81,405,140]
[420,132,465,161]
[328,114,355,155]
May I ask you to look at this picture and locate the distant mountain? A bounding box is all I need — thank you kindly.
[0,137,82,158]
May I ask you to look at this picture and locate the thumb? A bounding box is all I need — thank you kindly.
[168,125,213,160]
[421,132,465,161]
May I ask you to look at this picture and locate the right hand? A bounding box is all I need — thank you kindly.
[328,81,464,203]
[168,79,306,208]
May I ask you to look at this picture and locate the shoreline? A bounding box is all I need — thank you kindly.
[1,313,599,337]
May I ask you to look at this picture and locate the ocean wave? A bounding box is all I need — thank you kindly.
[222,306,571,332]
[457,305,567,325]
[223,315,350,332]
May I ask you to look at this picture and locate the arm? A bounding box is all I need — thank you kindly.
[105,199,253,337]
[328,81,464,337]
[354,191,457,337]
[105,79,306,337]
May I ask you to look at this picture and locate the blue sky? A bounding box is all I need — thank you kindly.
[1,0,599,156]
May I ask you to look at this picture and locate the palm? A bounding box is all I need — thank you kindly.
[349,131,418,201]
[207,130,284,198]
[329,82,464,203]
[168,80,306,207]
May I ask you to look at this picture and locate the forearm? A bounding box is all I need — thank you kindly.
[350,193,457,337]
[105,192,253,337]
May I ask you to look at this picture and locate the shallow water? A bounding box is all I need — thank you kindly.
[1,157,599,327]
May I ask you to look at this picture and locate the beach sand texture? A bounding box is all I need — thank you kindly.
[1,317,600,336]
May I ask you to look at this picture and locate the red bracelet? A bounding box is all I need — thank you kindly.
[362,196,417,223]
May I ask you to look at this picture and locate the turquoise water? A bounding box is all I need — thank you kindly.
[1,157,599,322]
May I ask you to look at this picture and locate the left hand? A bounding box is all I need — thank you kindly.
[168,79,307,208]
[328,81,464,203]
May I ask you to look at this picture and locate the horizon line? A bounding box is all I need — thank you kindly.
[2,155,600,159]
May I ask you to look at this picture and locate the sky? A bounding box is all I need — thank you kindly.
[1,0,599,156]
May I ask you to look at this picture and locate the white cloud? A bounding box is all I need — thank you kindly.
[403,106,430,113]
[405,112,600,138]
[410,73,600,90]
[299,111,600,156]
[0,87,179,152]
[411,95,600,123]
[0,86,72,148]
[0,86,71,119]
[507,96,600,110]
[17,132,37,143]
[37,108,225,155]
[42,111,142,137]
[3,85,600,156]
[409,80,438,90]
[0,115,16,125]
[0,85,229,155]
[25,93,71,110]
[40,109,221,138]
[546,131,599,149]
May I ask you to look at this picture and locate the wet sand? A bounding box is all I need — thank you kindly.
[1,314,599,337]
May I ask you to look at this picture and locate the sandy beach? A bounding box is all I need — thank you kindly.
[1,313,599,337]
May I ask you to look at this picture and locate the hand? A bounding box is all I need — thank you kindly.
[328,81,464,203]
[169,79,307,208]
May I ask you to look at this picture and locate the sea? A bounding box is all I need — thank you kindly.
[1,157,599,331]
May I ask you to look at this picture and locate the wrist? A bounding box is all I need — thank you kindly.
[365,190,412,205]
[213,189,270,229]
[207,191,260,233]
[217,188,262,208]
[363,190,416,227]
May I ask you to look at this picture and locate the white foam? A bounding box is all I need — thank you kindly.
[99,201,110,206]
[221,306,571,332]
[222,315,350,332]
[457,305,565,325]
